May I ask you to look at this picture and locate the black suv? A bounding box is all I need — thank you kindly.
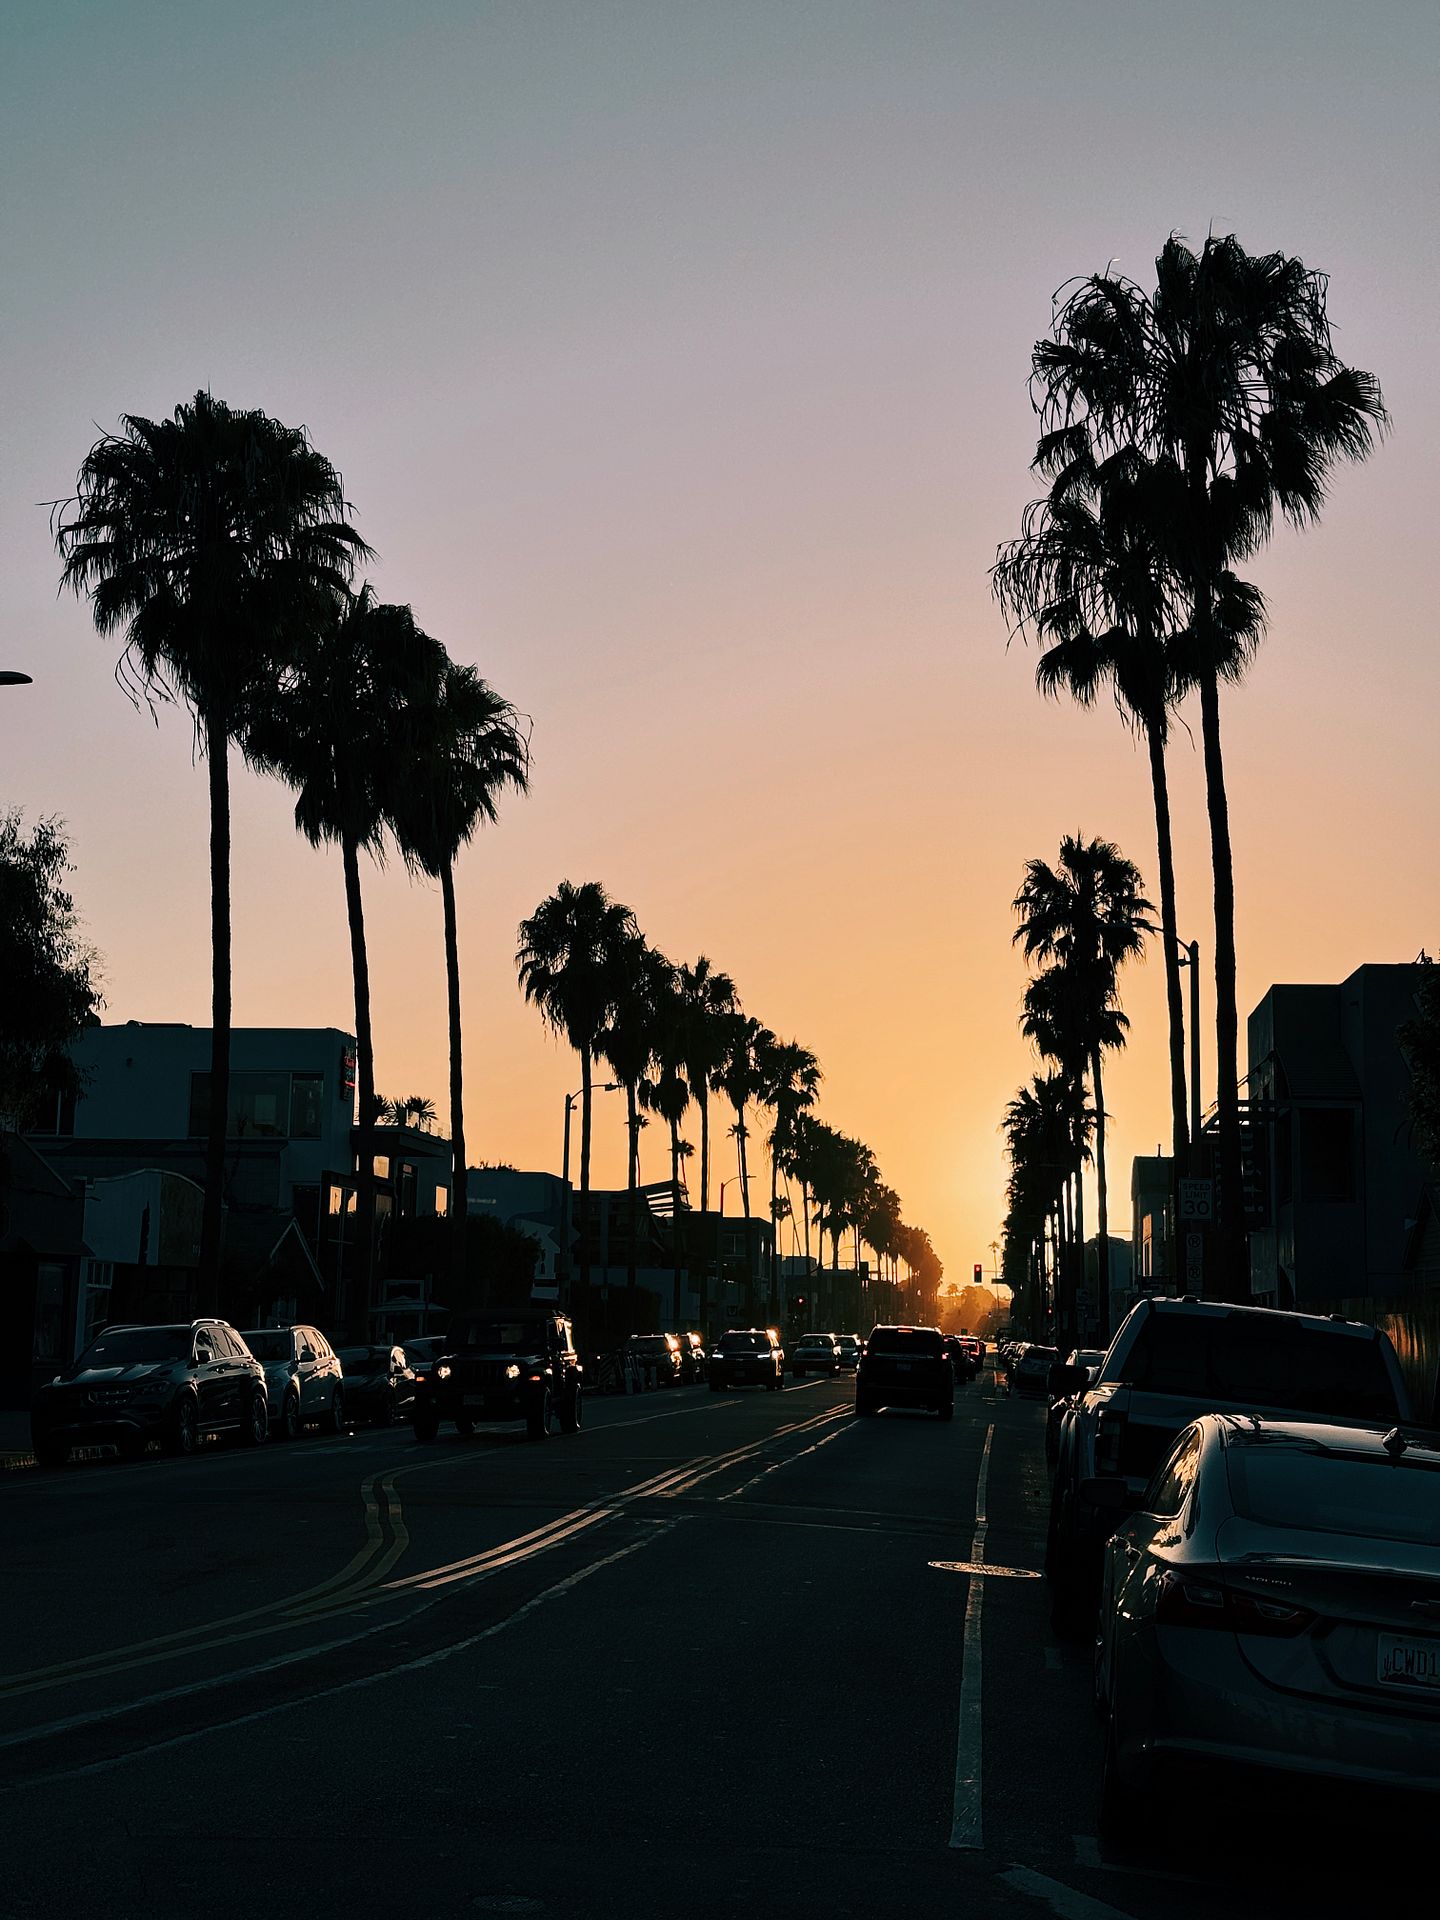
[1046,1297,1412,1632]
[708,1327,785,1390]
[855,1324,954,1421]
[30,1319,269,1465]
[412,1309,583,1442]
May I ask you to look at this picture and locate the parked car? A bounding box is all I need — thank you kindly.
[240,1324,345,1439]
[1046,1297,1411,1634]
[834,1334,863,1371]
[709,1328,785,1391]
[1044,1347,1104,1464]
[1095,1414,1440,1849]
[856,1325,954,1421]
[960,1336,985,1375]
[413,1309,583,1441]
[1012,1344,1061,1398]
[30,1319,268,1465]
[944,1335,974,1383]
[791,1333,843,1378]
[673,1331,708,1383]
[626,1333,683,1388]
[335,1345,416,1427]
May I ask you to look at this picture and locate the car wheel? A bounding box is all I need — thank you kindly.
[855,1394,876,1417]
[326,1388,345,1434]
[240,1392,268,1446]
[33,1438,68,1469]
[280,1392,302,1442]
[561,1384,583,1433]
[1098,1700,1160,1859]
[454,1414,475,1436]
[413,1409,439,1443]
[527,1390,554,1441]
[1048,1536,1093,1639]
[165,1394,199,1458]
[938,1400,954,1422]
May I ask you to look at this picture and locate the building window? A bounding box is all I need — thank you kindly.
[290,1074,324,1138]
[434,1186,448,1216]
[1299,1108,1354,1203]
[373,1156,391,1180]
[190,1071,296,1140]
[29,1086,77,1137]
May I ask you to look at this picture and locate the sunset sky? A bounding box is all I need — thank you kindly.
[4,1,1436,1284]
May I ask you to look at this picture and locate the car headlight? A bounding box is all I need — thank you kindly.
[434,1364,451,1380]
[504,1363,521,1380]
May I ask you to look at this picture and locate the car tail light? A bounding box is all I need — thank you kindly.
[1155,1569,1314,1637]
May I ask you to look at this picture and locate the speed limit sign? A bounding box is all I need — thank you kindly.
[1179,1179,1214,1222]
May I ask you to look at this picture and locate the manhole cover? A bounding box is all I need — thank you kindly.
[928,1560,1041,1579]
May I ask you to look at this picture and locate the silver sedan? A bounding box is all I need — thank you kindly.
[1094,1413,1440,1849]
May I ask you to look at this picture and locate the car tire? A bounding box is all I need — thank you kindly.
[1098,1702,1160,1860]
[527,1390,554,1441]
[561,1384,583,1433]
[455,1415,475,1436]
[165,1394,200,1458]
[710,1380,724,1392]
[280,1392,302,1442]
[413,1409,439,1443]
[240,1392,268,1446]
[33,1438,68,1469]
[325,1388,345,1434]
[938,1400,954,1422]
[855,1394,876,1417]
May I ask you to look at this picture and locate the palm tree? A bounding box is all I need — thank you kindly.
[1032,234,1387,1292]
[517,882,638,1289]
[598,932,673,1323]
[391,661,529,1285]
[639,970,692,1323]
[55,391,369,1298]
[713,1015,773,1222]
[754,1035,821,1316]
[675,957,737,1213]
[1014,837,1150,1318]
[241,588,446,1322]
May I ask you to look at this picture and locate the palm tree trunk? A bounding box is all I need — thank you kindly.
[1145,713,1190,1165]
[1091,1045,1109,1327]
[699,1089,710,1213]
[579,1048,593,1290]
[625,1081,639,1326]
[1198,668,1246,1302]
[670,1116,682,1324]
[769,1144,779,1320]
[342,831,377,1327]
[736,1105,751,1217]
[199,706,231,1314]
[440,861,467,1291]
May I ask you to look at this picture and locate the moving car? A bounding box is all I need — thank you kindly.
[1047,1298,1411,1633]
[674,1331,708,1383]
[413,1309,583,1441]
[626,1332,683,1387]
[1095,1415,1440,1848]
[834,1334,863,1371]
[241,1324,345,1439]
[791,1333,843,1378]
[945,1335,975,1383]
[335,1344,415,1427]
[856,1325,954,1421]
[1012,1344,1061,1398]
[30,1319,268,1464]
[709,1328,785,1391]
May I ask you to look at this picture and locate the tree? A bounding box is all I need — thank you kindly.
[390,661,529,1285]
[0,812,102,1128]
[241,588,447,1322]
[517,882,638,1289]
[674,957,737,1215]
[713,1015,773,1222]
[638,964,692,1322]
[1032,235,1387,1292]
[55,391,369,1297]
[754,1036,821,1317]
[1014,837,1149,1322]
[597,932,674,1325]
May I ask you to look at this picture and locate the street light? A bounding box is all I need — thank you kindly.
[559,1080,621,1289]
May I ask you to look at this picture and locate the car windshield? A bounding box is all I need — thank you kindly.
[1227,1444,1440,1545]
[75,1327,191,1367]
[867,1329,944,1356]
[243,1332,292,1362]
[799,1337,828,1347]
[1114,1316,1399,1419]
[720,1334,768,1352]
[450,1320,549,1354]
[337,1347,388,1370]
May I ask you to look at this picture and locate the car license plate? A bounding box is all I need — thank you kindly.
[1378,1633,1440,1690]
[463,1394,485,1408]
[896,1362,913,1372]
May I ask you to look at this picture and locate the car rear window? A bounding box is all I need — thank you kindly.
[243,1331,292,1363]
[867,1329,944,1356]
[720,1333,769,1352]
[1228,1445,1440,1546]
[1115,1316,1399,1420]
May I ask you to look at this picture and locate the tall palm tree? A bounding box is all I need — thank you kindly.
[598,933,673,1322]
[1033,234,1387,1292]
[713,1015,773,1222]
[639,966,692,1323]
[241,588,446,1323]
[391,661,529,1285]
[517,882,637,1289]
[1014,837,1150,1316]
[55,391,369,1298]
[675,957,737,1213]
[754,1035,821,1316]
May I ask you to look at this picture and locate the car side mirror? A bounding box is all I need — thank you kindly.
[1079,1476,1139,1515]
[1051,1363,1089,1398]
[300,1348,315,1363]
[193,1349,212,1368]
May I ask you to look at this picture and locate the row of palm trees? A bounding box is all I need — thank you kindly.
[999,836,1151,1340]
[515,881,943,1324]
[993,234,1386,1295]
[55,392,529,1317]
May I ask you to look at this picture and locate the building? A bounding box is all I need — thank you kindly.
[0,1137,90,1408]
[1130,1155,1175,1297]
[469,1167,571,1287]
[1246,963,1437,1411]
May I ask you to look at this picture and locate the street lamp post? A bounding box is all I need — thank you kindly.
[559,1080,620,1298]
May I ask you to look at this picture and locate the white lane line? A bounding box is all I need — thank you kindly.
[3,1526,676,1791]
[998,1865,1138,1920]
[720,1418,851,1498]
[948,1421,993,1851]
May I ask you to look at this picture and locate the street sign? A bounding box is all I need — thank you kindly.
[1185,1231,1204,1287]
[1179,1178,1214,1222]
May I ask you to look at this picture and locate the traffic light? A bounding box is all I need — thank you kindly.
[973,1263,982,1286]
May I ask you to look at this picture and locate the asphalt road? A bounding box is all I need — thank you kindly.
[0,1366,1422,1918]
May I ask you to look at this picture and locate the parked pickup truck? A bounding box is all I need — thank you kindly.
[1045,1297,1411,1634]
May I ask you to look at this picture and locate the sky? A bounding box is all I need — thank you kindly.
[3,0,1437,1285]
